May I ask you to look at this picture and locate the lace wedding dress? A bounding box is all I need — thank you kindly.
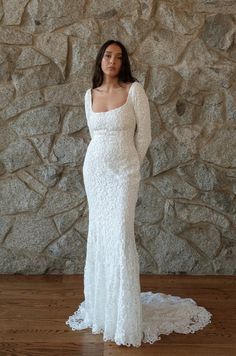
[65,81,212,347]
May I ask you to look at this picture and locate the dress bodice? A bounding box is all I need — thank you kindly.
[84,81,152,165]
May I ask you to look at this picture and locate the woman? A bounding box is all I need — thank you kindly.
[66,40,212,347]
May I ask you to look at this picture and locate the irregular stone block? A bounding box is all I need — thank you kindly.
[34,32,68,77]
[53,208,81,234]
[58,167,86,197]
[36,189,84,218]
[200,190,236,215]
[136,182,165,223]
[213,245,236,274]
[152,229,203,274]
[199,128,236,168]
[180,224,222,259]
[0,27,32,45]
[16,170,48,196]
[175,201,230,231]
[0,138,41,173]
[149,132,193,176]
[44,82,83,106]
[31,135,54,160]
[47,228,86,260]
[199,14,235,51]
[0,177,43,215]
[135,29,191,66]
[51,134,86,165]
[157,1,203,34]
[27,164,63,188]
[147,67,181,104]
[2,0,29,25]
[0,216,13,244]
[12,64,61,96]
[150,172,198,199]
[0,247,50,274]
[4,215,59,253]
[16,47,50,69]
[192,0,236,14]
[25,0,84,32]
[10,106,60,136]
[177,160,218,191]
[0,84,14,110]
[158,96,197,130]
[62,106,86,134]
[0,90,44,121]
[0,126,17,151]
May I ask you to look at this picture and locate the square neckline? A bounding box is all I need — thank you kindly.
[90,81,136,114]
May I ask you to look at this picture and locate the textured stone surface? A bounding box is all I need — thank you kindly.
[0,177,43,215]
[176,38,236,89]
[136,29,191,66]
[157,2,203,34]
[36,189,84,218]
[27,164,64,187]
[4,215,59,253]
[180,224,222,259]
[12,64,61,96]
[24,0,84,33]
[0,0,236,275]
[199,14,235,51]
[199,128,236,168]
[15,47,50,69]
[149,132,193,176]
[2,0,29,25]
[0,84,15,110]
[147,67,181,104]
[51,134,86,165]
[175,201,230,231]
[62,107,87,134]
[0,90,44,121]
[34,32,68,77]
[10,106,60,136]
[177,160,218,191]
[0,126,17,151]
[150,173,198,199]
[0,27,32,45]
[44,82,84,106]
[0,216,13,244]
[0,138,41,173]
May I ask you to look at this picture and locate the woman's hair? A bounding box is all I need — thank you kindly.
[91,39,138,89]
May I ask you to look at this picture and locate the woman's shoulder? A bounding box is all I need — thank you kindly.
[84,87,91,99]
[132,81,144,89]
[130,81,146,98]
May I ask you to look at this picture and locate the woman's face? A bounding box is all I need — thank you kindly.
[101,43,123,78]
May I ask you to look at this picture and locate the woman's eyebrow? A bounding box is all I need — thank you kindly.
[105,51,122,55]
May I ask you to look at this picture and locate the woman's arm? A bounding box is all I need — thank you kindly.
[84,89,93,139]
[132,82,152,165]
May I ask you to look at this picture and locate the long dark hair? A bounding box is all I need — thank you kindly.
[91,39,138,89]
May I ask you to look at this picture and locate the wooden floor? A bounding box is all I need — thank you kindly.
[0,274,235,356]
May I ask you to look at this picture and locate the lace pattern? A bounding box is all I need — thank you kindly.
[65,81,212,347]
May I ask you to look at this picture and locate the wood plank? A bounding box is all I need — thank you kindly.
[0,274,235,355]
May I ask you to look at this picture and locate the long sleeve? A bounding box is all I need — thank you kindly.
[84,89,94,139]
[132,82,152,165]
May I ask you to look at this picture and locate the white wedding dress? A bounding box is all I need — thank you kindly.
[65,81,212,347]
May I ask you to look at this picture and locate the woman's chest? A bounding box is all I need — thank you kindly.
[89,102,136,132]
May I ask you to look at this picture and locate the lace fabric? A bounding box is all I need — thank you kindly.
[65,81,212,347]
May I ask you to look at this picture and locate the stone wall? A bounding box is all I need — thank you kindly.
[0,0,236,275]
